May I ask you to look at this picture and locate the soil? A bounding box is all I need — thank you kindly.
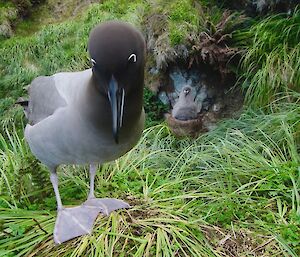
[201,225,278,256]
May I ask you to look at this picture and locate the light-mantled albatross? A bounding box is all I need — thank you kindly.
[21,21,145,244]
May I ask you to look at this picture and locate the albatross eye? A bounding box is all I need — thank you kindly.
[91,58,96,67]
[183,88,190,95]
[128,53,137,63]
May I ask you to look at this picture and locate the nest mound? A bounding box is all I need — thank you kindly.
[165,113,206,138]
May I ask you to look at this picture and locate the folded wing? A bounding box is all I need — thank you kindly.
[26,76,67,125]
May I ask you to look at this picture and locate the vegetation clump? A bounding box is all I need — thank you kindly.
[219,0,297,15]
[0,1,18,38]
[239,9,300,108]
[188,9,246,80]
[0,0,46,38]
[144,0,246,77]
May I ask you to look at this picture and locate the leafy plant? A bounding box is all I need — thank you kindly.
[144,88,168,127]
[188,9,246,79]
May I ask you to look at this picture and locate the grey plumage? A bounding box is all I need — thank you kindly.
[25,69,144,167]
[172,86,198,121]
[26,76,67,125]
[20,21,146,244]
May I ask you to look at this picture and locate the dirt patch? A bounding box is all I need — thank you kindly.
[201,225,278,256]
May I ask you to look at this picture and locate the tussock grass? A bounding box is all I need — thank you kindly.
[240,9,300,108]
[1,101,300,256]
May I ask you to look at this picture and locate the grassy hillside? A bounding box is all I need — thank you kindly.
[0,0,299,256]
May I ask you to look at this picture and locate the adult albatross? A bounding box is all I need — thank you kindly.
[21,21,145,244]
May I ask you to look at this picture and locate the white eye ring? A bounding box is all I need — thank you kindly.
[183,88,190,94]
[128,53,137,63]
[91,58,96,66]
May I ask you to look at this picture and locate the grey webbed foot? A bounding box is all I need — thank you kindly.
[54,205,101,244]
[84,198,130,216]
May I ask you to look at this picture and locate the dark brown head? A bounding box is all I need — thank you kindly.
[88,21,145,143]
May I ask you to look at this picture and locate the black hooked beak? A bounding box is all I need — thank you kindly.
[108,75,125,144]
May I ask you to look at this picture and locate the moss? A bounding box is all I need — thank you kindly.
[169,25,184,45]
[144,88,168,127]
[100,0,140,15]
[0,2,18,38]
[0,2,18,21]
[169,0,197,24]
[168,0,199,46]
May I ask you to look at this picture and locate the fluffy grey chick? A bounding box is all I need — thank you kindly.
[171,86,198,121]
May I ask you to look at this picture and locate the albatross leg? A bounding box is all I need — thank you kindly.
[83,164,130,216]
[87,163,97,199]
[50,169,63,209]
[49,167,100,244]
